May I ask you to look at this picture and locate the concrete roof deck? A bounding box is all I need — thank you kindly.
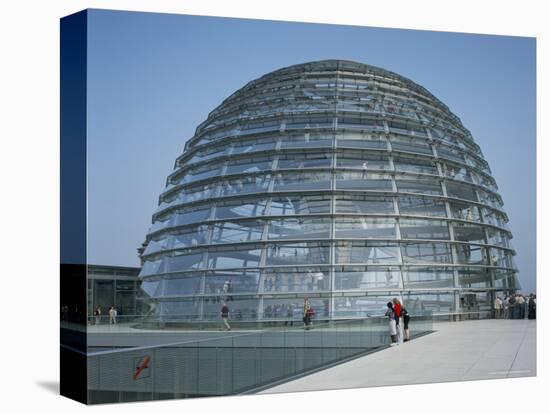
[260,319,536,394]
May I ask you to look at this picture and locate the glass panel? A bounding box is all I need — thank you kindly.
[477,190,503,209]
[139,259,163,277]
[336,131,387,150]
[398,196,447,217]
[401,242,452,264]
[207,247,262,268]
[202,298,260,320]
[399,218,450,240]
[286,114,333,130]
[335,241,400,264]
[455,244,488,265]
[210,220,264,244]
[453,222,486,244]
[338,115,384,131]
[173,207,211,226]
[231,137,277,155]
[449,201,481,222]
[263,268,329,292]
[267,217,330,240]
[465,153,491,174]
[243,118,281,134]
[265,242,330,265]
[204,270,260,295]
[335,194,395,214]
[262,297,329,320]
[459,291,493,316]
[494,269,517,290]
[473,172,497,191]
[187,144,228,164]
[396,178,442,195]
[490,247,514,268]
[143,238,170,255]
[401,267,454,289]
[441,163,474,183]
[165,253,204,272]
[273,172,331,191]
[382,99,418,119]
[336,150,391,171]
[214,199,268,219]
[220,174,271,196]
[387,119,412,135]
[140,280,162,297]
[391,136,432,155]
[335,217,396,239]
[162,276,203,296]
[157,184,216,211]
[393,155,438,174]
[175,163,220,185]
[159,299,201,320]
[482,208,508,228]
[280,131,332,149]
[486,228,510,248]
[270,195,331,215]
[446,181,478,201]
[335,172,393,191]
[226,156,273,175]
[277,152,332,169]
[334,295,393,318]
[149,216,172,233]
[171,225,210,248]
[458,268,492,288]
[334,267,401,290]
[403,292,454,314]
[437,145,466,163]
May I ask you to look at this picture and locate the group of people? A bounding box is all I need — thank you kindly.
[493,293,536,320]
[219,298,317,331]
[92,305,118,325]
[385,298,411,345]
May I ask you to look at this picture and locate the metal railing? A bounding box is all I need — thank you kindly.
[86,313,432,404]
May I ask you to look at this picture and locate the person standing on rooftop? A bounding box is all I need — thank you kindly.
[220,302,231,331]
[392,298,403,343]
[385,302,398,346]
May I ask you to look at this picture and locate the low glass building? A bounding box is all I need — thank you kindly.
[139,60,519,322]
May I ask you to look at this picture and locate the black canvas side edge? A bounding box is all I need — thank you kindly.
[60,9,88,405]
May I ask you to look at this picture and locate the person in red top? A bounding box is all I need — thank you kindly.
[392,298,403,343]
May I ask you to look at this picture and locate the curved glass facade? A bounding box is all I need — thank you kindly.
[140,60,519,321]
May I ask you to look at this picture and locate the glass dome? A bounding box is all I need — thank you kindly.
[139,60,518,322]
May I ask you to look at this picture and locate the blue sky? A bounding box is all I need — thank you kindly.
[86,9,536,292]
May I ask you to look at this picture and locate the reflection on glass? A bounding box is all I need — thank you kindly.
[401,242,451,264]
[400,218,450,240]
[267,218,330,240]
[210,220,264,244]
[401,267,454,289]
[263,268,329,292]
[265,242,330,265]
[270,195,331,215]
[336,241,399,264]
[334,267,401,290]
[396,178,442,195]
[273,172,331,191]
[335,172,393,191]
[207,247,262,268]
[335,195,395,214]
[277,152,332,169]
[214,199,268,219]
[335,217,396,238]
[398,196,447,217]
